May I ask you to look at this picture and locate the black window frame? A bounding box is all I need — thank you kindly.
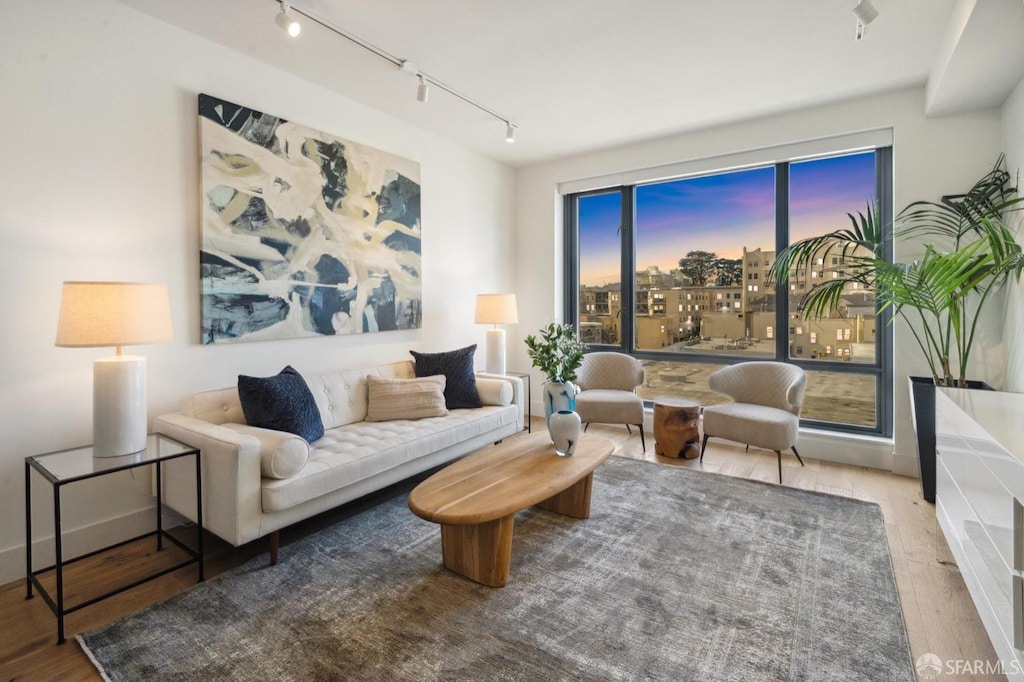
[565,147,894,437]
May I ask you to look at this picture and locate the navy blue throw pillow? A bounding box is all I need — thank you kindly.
[237,366,325,442]
[410,345,482,409]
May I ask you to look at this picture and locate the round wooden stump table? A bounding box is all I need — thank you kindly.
[653,396,701,459]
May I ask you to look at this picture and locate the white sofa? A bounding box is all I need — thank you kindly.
[154,361,523,562]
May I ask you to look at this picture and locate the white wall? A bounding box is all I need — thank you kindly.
[0,1,514,584]
[512,87,1003,476]
[1001,78,1024,392]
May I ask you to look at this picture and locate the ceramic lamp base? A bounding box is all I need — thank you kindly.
[485,328,506,375]
[93,355,147,457]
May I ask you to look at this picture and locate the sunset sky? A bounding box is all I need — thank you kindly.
[579,151,876,286]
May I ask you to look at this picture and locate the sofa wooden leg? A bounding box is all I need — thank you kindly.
[699,434,710,462]
[269,531,280,566]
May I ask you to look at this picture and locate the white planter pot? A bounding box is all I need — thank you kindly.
[543,381,577,428]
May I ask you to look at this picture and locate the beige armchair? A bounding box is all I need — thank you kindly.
[699,361,806,483]
[574,352,646,451]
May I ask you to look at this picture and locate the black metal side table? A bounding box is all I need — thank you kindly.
[25,433,204,644]
[505,371,532,433]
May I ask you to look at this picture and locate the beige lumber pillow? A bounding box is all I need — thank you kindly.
[365,374,449,422]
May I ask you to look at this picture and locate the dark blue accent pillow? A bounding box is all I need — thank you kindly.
[237,366,325,442]
[410,345,482,409]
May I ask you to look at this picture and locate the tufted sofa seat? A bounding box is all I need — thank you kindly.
[154,361,522,560]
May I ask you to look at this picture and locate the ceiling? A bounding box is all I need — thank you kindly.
[118,0,1024,167]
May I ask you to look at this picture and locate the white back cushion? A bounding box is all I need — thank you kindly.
[305,361,415,429]
[180,361,415,429]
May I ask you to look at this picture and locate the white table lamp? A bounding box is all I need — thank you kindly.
[474,293,518,375]
[56,282,173,457]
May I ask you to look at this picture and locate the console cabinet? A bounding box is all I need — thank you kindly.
[935,387,1024,678]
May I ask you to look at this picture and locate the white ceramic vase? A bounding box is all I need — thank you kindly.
[548,409,582,456]
[543,381,577,427]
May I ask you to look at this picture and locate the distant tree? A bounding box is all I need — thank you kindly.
[677,250,718,286]
[714,258,743,286]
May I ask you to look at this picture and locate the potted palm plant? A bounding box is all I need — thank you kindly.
[768,157,1024,501]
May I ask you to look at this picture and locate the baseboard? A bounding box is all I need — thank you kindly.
[0,505,161,587]
[891,453,920,478]
[795,429,895,470]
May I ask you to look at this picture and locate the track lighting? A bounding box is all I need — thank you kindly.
[273,1,517,143]
[852,0,878,41]
[276,1,301,37]
[852,0,879,24]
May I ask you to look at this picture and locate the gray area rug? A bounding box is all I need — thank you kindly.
[79,456,914,681]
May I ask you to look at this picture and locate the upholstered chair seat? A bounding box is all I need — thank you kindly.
[574,352,646,451]
[700,361,806,483]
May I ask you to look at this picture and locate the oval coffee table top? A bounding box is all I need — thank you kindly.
[408,431,614,525]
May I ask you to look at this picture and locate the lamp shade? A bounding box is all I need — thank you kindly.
[56,282,173,348]
[474,293,518,325]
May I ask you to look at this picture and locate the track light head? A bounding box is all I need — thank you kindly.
[417,76,429,103]
[852,0,878,25]
[276,2,301,37]
[505,122,516,144]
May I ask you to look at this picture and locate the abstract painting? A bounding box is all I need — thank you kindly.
[198,93,422,344]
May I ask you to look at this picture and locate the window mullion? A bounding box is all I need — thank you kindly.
[563,195,578,328]
[775,162,789,362]
[621,186,635,353]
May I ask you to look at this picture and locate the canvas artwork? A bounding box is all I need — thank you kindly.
[198,93,422,344]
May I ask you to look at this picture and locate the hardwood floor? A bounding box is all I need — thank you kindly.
[0,419,1000,681]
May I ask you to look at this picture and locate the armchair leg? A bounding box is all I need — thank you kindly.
[584,423,590,432]
[775,451,783,484]
[699,434,710,462]
[269,531,280,566]
[637,425,646,452]
[791,446,805,467]
[625,424,633,434]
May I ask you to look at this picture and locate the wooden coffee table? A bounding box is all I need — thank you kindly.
[408,431,614,587]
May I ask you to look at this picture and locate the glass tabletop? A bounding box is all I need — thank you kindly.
[27,434,197,484]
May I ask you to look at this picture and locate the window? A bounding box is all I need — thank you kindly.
[567,147,892,435]
[576,191,622,345]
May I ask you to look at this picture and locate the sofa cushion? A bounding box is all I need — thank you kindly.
[702,403,799,451]
[365,374,448,422]
[261,404,518,512]
[223,423,310,479]
[410,345,482,409]
[237,366,325,442]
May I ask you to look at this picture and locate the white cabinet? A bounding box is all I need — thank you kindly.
[936,388,1024,679]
